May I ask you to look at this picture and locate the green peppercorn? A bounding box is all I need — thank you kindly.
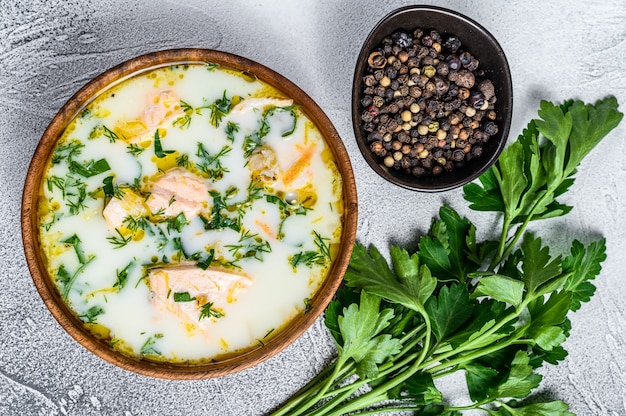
[428,121,439,133]
[422,65,436,78]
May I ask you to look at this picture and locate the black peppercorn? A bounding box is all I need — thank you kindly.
[452,149,465,161]
[421,35,433,47]
[386,66,398,79]
[469,91,485,109]
[484,121,498,136]
[416,46,429,59]
[433,77,449,95]
[421,56,435,67]
[392,31,412,48]
[370,141,386,157]
[455,70,475,89]
[459,51,472,67]
[470,145,483,158]
[465,58,479,71]
[436,62,449,76]
[443,36,462,53]
[478,80,495,100]
[446,54,461,70]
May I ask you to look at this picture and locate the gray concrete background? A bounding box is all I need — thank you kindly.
[1,0,625,415]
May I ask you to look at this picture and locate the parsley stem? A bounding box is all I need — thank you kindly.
[496,189,554,267]
[271,361,350,416]
[275,322,429,416]
[424,309,522,373]
[493,215,514,268]
[309,384,367,416]
[445,398,493,412]
[312,325,429,414]
[322,308,433,416]
[428,335,520,375]
[346,406,424,415]
[278,361,347,416]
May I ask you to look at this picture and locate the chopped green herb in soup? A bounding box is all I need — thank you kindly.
[38,63,344,363]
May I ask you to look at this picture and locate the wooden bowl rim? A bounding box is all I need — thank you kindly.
[21,48,358,379]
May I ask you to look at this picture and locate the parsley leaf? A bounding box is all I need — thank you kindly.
[69,158,111,177]
[494,350,543,399]
[79,306,104,324]
[424,283,473,342]
[153,129,174,158]
[562,238,606,311]
[520,233,563,297]
[336,290,402,380]
[62,234,87,264]
[173,292,196,302]
[344,244,435,312]
[464,96,623,266]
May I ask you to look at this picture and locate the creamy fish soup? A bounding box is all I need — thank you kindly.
[38,63,344,363]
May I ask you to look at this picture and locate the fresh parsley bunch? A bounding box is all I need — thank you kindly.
[271,97,623,416]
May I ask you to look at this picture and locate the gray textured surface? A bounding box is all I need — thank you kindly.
[1,0,625,415]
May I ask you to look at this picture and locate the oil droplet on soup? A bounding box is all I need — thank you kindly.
[38,63,344,363]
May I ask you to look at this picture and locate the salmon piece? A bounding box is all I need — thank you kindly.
[102,189,148,230]
[142,90,181,130]
[115,90,183,143]
[146,168,209,218]
[148,265,253,336]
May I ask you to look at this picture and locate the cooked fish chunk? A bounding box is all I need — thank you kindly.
[102,189,148,230]
[248,146,279,183]
[146,168,209,218]
[142,90,180,130]
[114,90,183,144]
[148,265,253,336]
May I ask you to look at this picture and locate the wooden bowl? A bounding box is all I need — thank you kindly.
[21,49,358,379]
[352,5,513,192]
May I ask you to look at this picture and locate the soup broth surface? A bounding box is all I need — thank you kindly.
[38,62,344,363]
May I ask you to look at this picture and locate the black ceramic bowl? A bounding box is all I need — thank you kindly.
[352,5,513,192]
